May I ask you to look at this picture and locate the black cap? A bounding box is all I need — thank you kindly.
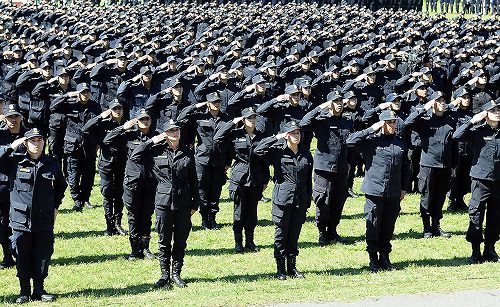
[207,92,221,103]
[252,75,266,85]
[412,82,426,90]
[24,128,45,139]
[136,109,151,119]
[115,52,127,59]
[453,87,468,98]
[343,91,356,99]
[386,93,401,102]
[285,85,300,95]
[168,78,181,88]
[296,78,311,88]
[140,66,152,74]
[241,107,257,118]
[326,91,342,102]
[379,110,398,121]
[109,99,122,109]
[76,83,90,92]
[282,121,301,133]
[3,104,22,117]
[429,91,445,102]
[162,119,180,131]
[56,68,69,77]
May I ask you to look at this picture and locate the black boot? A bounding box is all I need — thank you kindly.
[244,231,259,252]
[329,230,349,244]
[142,237,156,260]
[84,201,95,209]
[469,243,483,264]
[422,217,433,238]
[368,252,380,273]
[275,257,287,280]
[457,199,468,211]
[127,237,143,261]
[286,256,304,278]
[483,242,500,262]
[318,232,330,246]
[115,217,128,236]
[0,243,15,269]
[431,219,451,238]
[15,278,30,304]
[379,253,395,271]
[72,200,83,212]
[447,199,458,212]
[210,212,220,230]
[154,261,172,289]
[105,215,116,236]
[32,279,56,302]
[234,232,244,253]
[171,261,187,288]
[201,212,212,230]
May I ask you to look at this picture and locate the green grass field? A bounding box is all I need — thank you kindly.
[0,174,499,306]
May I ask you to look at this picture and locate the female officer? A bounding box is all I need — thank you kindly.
[130,119,199,289]
[213,107,270,253]
[253,121,312,280]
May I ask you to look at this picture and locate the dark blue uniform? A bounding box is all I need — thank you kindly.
[453,120,500,263]
[0,145,66,300]
[346,125,409,271]
[300,106,353,244]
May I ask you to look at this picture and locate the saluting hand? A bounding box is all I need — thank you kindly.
[245,84,255,93]
[423,100,435,111]
[319,101,331,109]
[232,116,244,124]
[11,137,27,150]
[276,94,289,102]
[100,109,112,119]
[123,118,138,130]
[370,121,385,132]
[470,110,488,124]
[195,101,209,109]
[275,132,287,140]
[379,102,393,110]
[152,132,167,144]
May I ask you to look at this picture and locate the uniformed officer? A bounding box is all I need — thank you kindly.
[300,92,352,246]
[213,107,270,253]
[0,104,25,270]
[453,100,500,264]
[0,128,66,303]
[347,110,409,272]
[130,119,199,289]
[82,99,127,236]
[405,91,457,239]
[50,83,101,212]
[176,92,230,230]
[253,121,313,280]
[103,109,157,260]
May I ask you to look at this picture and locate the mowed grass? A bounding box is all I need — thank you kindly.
[0,173,499,306]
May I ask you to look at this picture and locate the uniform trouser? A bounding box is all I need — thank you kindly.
[124,181,155,240]
[407,147,421,191]
[418,166,452,221]
[65,151,96,203]
[466,179,500,244]
[348,149,363,189]
[10,229,54,279]
[100,169,125,222]
[230,186,264,234]
[156,207,192,265]
[196,162,226,215]
[449,155,472,204]
[48,129,64,169]
[272,204,307,259]
[364,195,400,254]
[313,170,348,235]
[0,200,11,246]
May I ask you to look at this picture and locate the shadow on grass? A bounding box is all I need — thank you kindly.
[57,283,154,300]
[56,230,105,240]
[393,229,466,240]
[191,222,233,232]
[52,253,129,266]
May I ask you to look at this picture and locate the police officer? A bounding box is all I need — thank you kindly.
[50,83,101,212]
[103,109,156,260]
[213,107,270,253]
[253,121,313,280]
[300,92,352,246]
[0,128,66,303]
[405,91,457,239]
[177,92,230,230]
[0,104,25,270]
[82,100,127,236]
[130,119,199,289]
[453,100,500,264]
[347,110,409,272]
